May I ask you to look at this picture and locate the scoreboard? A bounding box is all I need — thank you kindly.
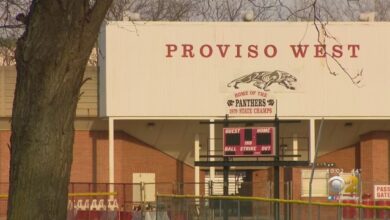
[223,127,275,157]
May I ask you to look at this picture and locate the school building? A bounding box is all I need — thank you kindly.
[1,22,390,215]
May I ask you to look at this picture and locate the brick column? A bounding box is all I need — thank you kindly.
[360,131,390,195]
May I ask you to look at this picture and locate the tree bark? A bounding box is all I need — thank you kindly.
[8,0,112,219]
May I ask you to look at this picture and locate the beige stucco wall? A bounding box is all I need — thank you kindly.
[100,22,390,118]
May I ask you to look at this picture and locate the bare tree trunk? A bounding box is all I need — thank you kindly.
[8,0,112,219]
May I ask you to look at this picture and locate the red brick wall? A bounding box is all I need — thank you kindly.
[292,168,302,200]
[0,131,10,184]
[71,131,200,184]
[251,146,359,202]
[1,130,201,186]
[2,129,390,216]
[0,131,10,216]
[291,130,390,201]
[252,169,272,197]
[291,145,357,201]
[251,144,359,201]
[360,131,390,196]
[1,130,202,215]
[317,145,357,172]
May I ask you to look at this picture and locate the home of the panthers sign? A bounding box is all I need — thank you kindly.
[99,22,390,119]
[226,89,275,116]
[225,70,295,116]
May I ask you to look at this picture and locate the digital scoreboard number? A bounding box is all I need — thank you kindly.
[223,127,275,157]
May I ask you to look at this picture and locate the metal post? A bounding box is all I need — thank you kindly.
[223,164,229,196]
[317,205,321,220]
[223,115,229,220]
[209,180,213,196]
[309,119,316,163]
[219,199,222,217]
[337,205,342,220]
[238,200,241,219]
[223,163,229,220]
[186,197,189,220]
[285,181,291,220]
[195,134,200,198]
[358,171,362,220]
[309,119,324,219]
[156,195,160,220]
[274,115,280,220]
[297,203,301,220]
[210,119,215,181]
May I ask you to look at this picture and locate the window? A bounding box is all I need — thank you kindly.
[301,169,329,197]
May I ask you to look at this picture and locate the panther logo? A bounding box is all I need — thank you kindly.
[227,70,297,91]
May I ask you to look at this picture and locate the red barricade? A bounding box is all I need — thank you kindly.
[362,199,375,219]
[117,211,132,220]
[376,200,390,219]
[76,210,102,220]
[76,210,130,220]
[174,213,186,220]
[342,200,357,219]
